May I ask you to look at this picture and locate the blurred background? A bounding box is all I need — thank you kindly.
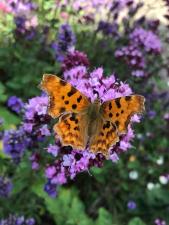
[0,0,169,225]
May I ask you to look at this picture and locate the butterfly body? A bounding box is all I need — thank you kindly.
[40,74,145,158]
[85,99,102,137]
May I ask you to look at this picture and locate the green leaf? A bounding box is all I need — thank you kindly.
[95,208,114,225]
[0,82,7,103]
[0,106,20,128]
[147,188,169,205]
[32,183,93,225]
[128,217,146,225]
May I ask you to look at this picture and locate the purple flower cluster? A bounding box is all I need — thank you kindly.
[3,127,30,163]
[51,24,76,62]
[115,27,162,77]
[7,96,24,114]
[3,96,51,163]
[115,45,145,77]
[127,200,137,210]
[97,21,119,37]
[23,96,51,138]
[130,28,162,53]
[61,50,90,72]
[0,176,12,198]
[9,0,38,40]
[43,63,141,196]
[154,218,166,225]
[0,215,35,225]
[96,0,138,38]
[29,153,40,170]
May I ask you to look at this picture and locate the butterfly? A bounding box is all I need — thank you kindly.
[40,74,145,158]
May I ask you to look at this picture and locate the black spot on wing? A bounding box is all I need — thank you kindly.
[64,100,69,105]
[109,113,113,118]
[67,86,77,97]
[70,113,76,121]
[100,132,104,136]
[115,120,120,128]
[103,121,111,129]
[72,104,77,110]
[74,126,80,131]
[112,124,116,132]
[59,107,65,113]
[60,79,67,86]
[77,95,82,103]
[75,119,78,124]
[109,102,112,110]
[115,98,121,108]
[125,96,131,101]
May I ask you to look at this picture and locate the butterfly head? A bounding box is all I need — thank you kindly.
[93,98,101,105]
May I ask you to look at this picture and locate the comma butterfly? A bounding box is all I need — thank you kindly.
[40,74,145,158]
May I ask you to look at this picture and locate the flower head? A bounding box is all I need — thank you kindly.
[127,200,137,210]
[3,127,30,163]
[52,24,76,62]
[61,50,90,71]
[0,214,35,225]
[7,96,24,113]
[0,176,12,198]
[130,27,162,53]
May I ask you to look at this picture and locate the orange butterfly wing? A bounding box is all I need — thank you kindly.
[40,74,90,118]
[54,113,89,150]
[89,119,119,158]
[101,95,145,134]
[40,74,91,150]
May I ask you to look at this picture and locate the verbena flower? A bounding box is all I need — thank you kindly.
[44,65,141,195]
[3,95,51,164]
[0,214,35,225]
[3,127,30,163]
[154,218,166,225]
[61,50,90,72]
[47,144,60,157]
[127,200,137,210]
[51,24,76,62]
[29,153,40,170]
[130,27,162,53]
[44,180,58,198]
[9,0,38,40]
[0,176,12,198]
[115,27,162,77]
[115,45,146,77]
[97,21,119,38]
[7,96,24,114]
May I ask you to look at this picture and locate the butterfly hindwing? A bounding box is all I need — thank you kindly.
[101,95,145,134]
[40,74,90,118]
[54,113,89,150]
[89,119,119,158]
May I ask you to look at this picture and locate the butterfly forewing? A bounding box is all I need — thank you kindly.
[101,95,145,134]
[40,74,91,118]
